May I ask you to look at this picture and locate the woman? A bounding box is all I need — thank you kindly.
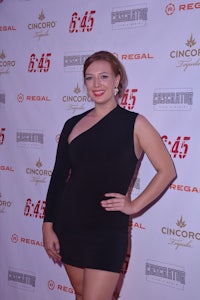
[42,51,176,300]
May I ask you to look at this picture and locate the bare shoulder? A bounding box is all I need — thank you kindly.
[135,114,159,137]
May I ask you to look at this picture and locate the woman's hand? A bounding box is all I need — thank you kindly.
[101,193,134,215]
[42,222,62,263]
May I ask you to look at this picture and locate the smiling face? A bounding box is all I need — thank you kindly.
[84,60,120,105]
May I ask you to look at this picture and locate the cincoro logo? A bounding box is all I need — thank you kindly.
[0,200,12,207]
[0,50,16,75]
[27,10,57,40]
[0,60,15,67]
[26,158,52,185]
[161,216,200,250]
[169,34,200,71]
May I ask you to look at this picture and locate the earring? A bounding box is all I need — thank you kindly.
[114,87,119,96]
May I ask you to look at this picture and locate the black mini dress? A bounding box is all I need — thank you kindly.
[44,105,138,273]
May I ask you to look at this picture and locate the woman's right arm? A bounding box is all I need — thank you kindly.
[42,222,62,262]
[43,120,72,261]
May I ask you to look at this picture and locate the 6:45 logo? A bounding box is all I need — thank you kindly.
[0,128,5,145]
[28,53,51,73]
[121,88,138,111]
[24,198,45,219]
[162,135,191,159]
[68,10,96,33]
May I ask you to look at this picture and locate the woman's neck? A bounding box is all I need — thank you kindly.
[92,101,117,118]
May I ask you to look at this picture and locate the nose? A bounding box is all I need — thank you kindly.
[93,76,101,87]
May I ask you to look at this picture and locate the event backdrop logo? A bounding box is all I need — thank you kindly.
[64,52,91,72]
[25,158,52,185]
[0,91,5,107]
[48,279,75,294]
[145,260,185,290]
[0,50,16,75]
[165,2,200,15]
[62,83,92,113]
[170,183,200,194]
[165,3,175,15]
[153,88,193,111]
[27,52,52,73]
[161,216,200,250]
[0,25,16,31]
[113,51,154,61]
[24,197,45,219]
[0,192,12,214]
[0,127,5,145]
[161,134,191,159]
[17,93,51,102]
[170,34,200,71]
[27,10,57,40]
[0,165,14,172]
[120,88,138,111]
[8,267,36,291]
[68,10,96,33]
[111,4,148,30]
[16,130,44,148]
[11,233,43,247]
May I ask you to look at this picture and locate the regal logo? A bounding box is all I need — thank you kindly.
[170,34,200,71]
[27,10,57,40]
[0,165,14,171]
[17,92,51,102]
[161,216,200,250]
[48,280,75,294]
[0,25,16,31]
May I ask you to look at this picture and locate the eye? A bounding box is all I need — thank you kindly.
[85,75,92,81]
[100,74,109,79]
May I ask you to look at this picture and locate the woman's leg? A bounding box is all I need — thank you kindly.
[83,268,120,300]
[63,264,84,300]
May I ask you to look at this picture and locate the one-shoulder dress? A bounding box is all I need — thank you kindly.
[44,105,138,273]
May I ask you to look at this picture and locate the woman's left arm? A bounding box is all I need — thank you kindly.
[101,115,176,215]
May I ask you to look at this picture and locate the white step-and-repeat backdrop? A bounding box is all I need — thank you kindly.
[1,1,199,299]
